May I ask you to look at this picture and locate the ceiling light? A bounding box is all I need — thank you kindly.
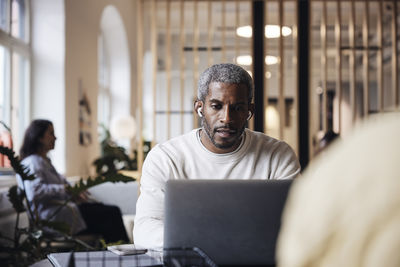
[236,25,292,39]
[265,55,278,65]
[236,55,278,66]
[265,25,292,38]
[236,25,252,38]
[236,55,252,66]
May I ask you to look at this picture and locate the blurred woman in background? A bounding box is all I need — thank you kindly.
[18,119,129,243]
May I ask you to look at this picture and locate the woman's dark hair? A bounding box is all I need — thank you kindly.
[20,119,53,159]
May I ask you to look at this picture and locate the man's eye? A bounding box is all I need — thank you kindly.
[211,104,221,109]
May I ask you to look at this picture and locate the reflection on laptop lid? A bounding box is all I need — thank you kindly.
[164,179,293,266]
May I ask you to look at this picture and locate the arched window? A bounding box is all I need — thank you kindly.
[0,0,30,167]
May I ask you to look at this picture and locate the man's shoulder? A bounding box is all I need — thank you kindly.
[245,129,300,177]
[246,129,282,145]
[245,129,294,154]
[142,130,199,174]
[148,129,198,156]
[159,129,197,147]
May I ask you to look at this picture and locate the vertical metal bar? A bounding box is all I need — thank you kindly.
[377,0,384,112]
[207,1,213,67]
[298,0,310,168]
[179,0,185,134]
[253,1,265,133]
[263,1,268,134]
[335,0,342,134]
[292,0,299,155]
[222,0,226,62]
[349,0,356,122]
[151,0,158,147]
[392,0,399,108]
[278,0,285,140]
[363,1,370,116]
[249,0,255,131]
[166,0,172,139]
[136,0,144,173]
[193,0,199,128]
[321,1,328,132]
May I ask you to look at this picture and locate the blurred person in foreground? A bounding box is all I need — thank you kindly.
[277,112,400,267]
[18,119,129,243]
[315,129,340,156]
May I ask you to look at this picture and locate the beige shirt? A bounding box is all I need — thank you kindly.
[134,128,300,249]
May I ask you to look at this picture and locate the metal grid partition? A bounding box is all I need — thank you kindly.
[137,0,253,171]
[134,0,399,170]
[135,0,299,171]
[309,0,400,159]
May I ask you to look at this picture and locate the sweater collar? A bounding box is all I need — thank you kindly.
[195,128,248,157]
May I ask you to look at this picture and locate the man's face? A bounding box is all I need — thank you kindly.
[197,82,254,154]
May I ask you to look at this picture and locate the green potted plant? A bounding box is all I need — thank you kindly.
[92,125,151,176]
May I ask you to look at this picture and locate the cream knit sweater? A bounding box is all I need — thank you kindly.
[134,128,300,249]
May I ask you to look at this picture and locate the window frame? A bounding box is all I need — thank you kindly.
[0,0,31,176]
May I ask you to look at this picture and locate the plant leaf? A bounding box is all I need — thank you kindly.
[7,185,26,213]
[65,173,134,196]
[0,145,35,181]
[40,220,71,235]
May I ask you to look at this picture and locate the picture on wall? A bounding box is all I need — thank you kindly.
[78,79,92,146]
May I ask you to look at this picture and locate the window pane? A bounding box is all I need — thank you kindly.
[11,52,29,149]
[11,0,28,41]
[0,45,10,126]
[97,34,111,129]
[0,0,10,32]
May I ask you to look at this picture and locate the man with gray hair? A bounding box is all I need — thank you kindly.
[134,63,300,249]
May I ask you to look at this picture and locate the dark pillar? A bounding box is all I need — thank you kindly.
[298,0,310,169]
[252,1,264,132]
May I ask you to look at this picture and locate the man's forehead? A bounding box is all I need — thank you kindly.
[207,82,247,96]
[205,82,248,100]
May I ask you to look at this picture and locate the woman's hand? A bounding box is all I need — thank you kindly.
[73,190,92,203]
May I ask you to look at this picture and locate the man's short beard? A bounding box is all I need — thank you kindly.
[201,117,245,150]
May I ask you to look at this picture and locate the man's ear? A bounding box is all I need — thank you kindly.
[194,100,203,117]
[248,103,255,120]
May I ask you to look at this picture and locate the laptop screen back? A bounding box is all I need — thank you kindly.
[164,179,292,266]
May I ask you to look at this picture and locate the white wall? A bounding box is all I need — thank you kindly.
[31,0,66,173]
[31,0,137,176]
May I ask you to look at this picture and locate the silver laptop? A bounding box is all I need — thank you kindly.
[164,179,293,266]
